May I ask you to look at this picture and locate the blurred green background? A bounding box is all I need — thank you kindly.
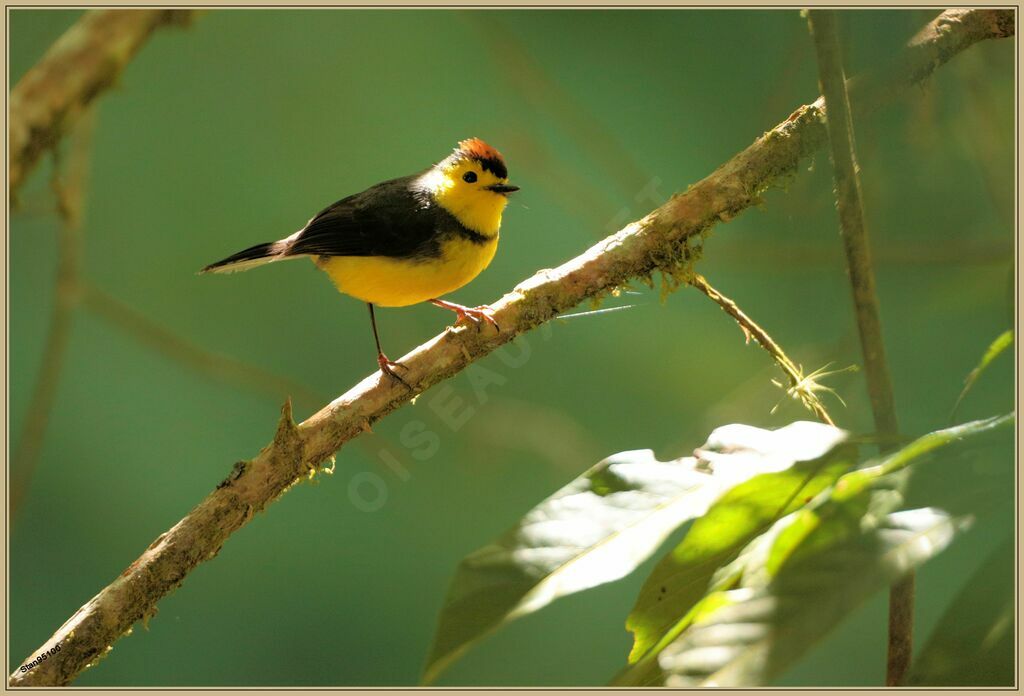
[9,9,1014,687]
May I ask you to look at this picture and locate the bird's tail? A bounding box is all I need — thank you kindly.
[200,240,291,274]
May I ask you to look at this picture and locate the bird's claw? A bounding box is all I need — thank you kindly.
[430,298,500,333]
[454,305,500,332]
[377,353,411,388]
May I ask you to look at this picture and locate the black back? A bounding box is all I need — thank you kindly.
[285,173,463,262]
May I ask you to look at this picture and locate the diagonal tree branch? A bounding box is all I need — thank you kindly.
[9,9,195,200]
[9,9,1012,687]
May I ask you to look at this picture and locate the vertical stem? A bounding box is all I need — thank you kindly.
[807,10,908,685]
[10,110,95,520]
[808,11,899,439]
[887,575,916,682]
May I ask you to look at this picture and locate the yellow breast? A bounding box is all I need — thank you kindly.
[317,235,499,307]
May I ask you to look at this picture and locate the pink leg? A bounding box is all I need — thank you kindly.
[368,303,410,388]
[429,299,500,331]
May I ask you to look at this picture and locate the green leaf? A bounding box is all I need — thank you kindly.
[656,507,969,687]
[902,413,1015,521]
[621,443,858,667]
[949,329,1012,423]
[831,413,1013,501]
[422,421,848,684]
[616,413,1013,687]
[616,462,883,687]
[906,534,1015,686]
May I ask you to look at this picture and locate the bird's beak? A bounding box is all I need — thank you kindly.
[486,183,520,195]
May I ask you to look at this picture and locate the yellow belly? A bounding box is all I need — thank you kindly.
[317,235,498,307]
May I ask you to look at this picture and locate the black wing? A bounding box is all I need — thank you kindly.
[285,174,443,260]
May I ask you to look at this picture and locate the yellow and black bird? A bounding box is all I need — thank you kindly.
[201,138,519,386]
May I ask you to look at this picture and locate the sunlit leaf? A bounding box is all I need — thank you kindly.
[621,443,857,666]
[617,413,1013,687]
[902,412,1015,520]
[656,507,968,687]
[907,534,1015,686]
[422,421,847,684]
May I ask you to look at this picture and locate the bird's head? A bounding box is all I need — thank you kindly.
[419,138,519,237]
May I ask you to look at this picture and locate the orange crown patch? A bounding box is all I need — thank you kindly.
[452,137,508,179]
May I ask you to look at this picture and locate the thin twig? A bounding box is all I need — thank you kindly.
[9,9,1012,686]
[691,329,857,452]
[689,274,836,425]
[807,9,905,685]
[9,9,195,200]
[10,110,95,520]
[78,282,327,412]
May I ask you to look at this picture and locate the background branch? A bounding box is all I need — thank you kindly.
[78,282,327,411]
[8,8,1012,687]
[9,9,194,200]
[10,104,329,521]
[463,12,651,198]
[10,110,95,520]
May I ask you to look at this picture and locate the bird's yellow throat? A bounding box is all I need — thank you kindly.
[425,158,510,237]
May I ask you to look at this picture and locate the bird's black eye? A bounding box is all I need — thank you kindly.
[463,171,478,183]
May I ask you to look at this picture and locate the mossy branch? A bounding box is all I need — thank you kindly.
[8,8,1013,687]
[9,9,195,201]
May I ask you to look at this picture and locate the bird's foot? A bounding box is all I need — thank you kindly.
[377,352,410,388]
[431,299,500,332]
